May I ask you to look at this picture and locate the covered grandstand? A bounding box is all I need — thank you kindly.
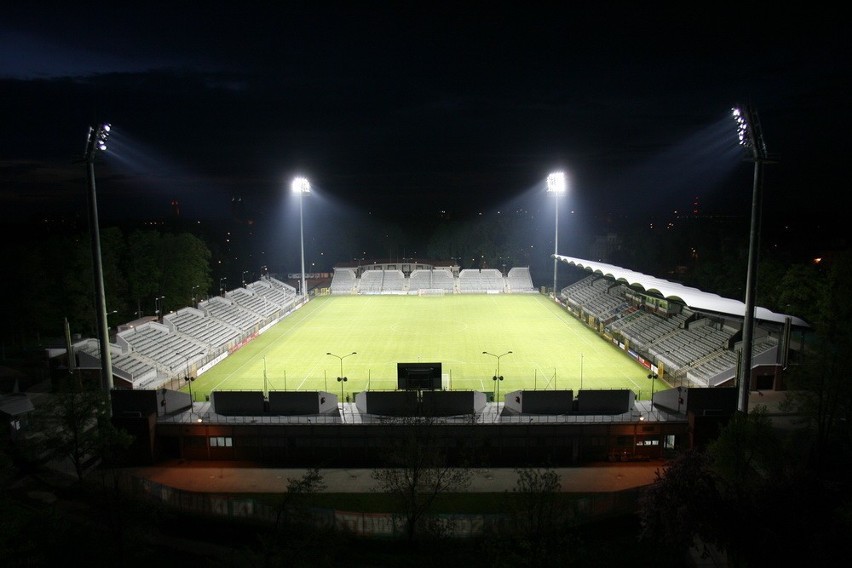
[554,255,809,390]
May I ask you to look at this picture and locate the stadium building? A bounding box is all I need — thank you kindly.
[49,257,808,468]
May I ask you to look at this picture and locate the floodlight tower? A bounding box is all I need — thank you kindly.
[291,176,311,300]
[546,172,567,298]
[732,104,772,414]
[83,123,114,393]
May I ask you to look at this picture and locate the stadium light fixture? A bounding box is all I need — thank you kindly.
[291,176,311,301]
[546,171,567,299]
[483,351,512,403]
[82,123,114,394]
[731,104,772,414]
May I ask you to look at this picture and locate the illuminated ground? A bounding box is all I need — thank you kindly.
[189,294,657,401]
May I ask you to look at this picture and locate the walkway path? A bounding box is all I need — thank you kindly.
[124,460,664,494]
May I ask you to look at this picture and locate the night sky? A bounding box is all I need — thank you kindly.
[1,4,848,264]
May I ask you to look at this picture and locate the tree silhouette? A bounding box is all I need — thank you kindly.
[371,416,471,541]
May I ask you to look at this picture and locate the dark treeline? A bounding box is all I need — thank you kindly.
[1,221,212,346]
[0,209,844,359]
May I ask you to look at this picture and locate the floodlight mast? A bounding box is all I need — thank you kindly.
[546,172,567,298]
[291,177,311,301]
[732,104,772,414]
[83,123,114,394]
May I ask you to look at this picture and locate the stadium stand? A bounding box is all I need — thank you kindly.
[226,287,282,319]
[69,277,306,392]
[116,321,208,374]
[458,268,505,293]
[409,268,455,292]
[329,268,357,294]
[506,267,535,292]
[74,337,160,389]
[247,278,297,312]
[64,276,309,391]
[164,308,241,350]
[199,296,263,330]
[557,263,798,389]
[264,276,298,295]
[381,269,406,293]
[358,269,384,294]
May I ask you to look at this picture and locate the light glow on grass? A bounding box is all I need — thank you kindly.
[192,294,653,400]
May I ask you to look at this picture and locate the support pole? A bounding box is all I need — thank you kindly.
[85,127,114,395]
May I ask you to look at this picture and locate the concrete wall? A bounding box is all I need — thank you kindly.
[421,390,486,416]
[506,390,574,414]
[211,391,265,416]
[577,389,634,414]
[355,391,418,416]
[268,391,338,415]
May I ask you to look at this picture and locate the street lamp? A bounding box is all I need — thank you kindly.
[180,351,203,417]
[242,270,249,287]
[292,176,311,301]
[492,374,504,403]
[219,277,227,295]
[327,351,357,382]
[483,350,512,402]
[184,375,201,422]
[191,284,200,305]
[647,372,658,413]
[185,375,195,402]
[83,122,114,393]
[546,171,567,298]
[732,105,772,414]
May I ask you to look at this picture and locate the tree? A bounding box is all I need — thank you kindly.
[126,229,164,315]
[371,416,472,541]
[30,384,133,481]
[780,250,852,471]
[491,466,579,567]
[638,450,721,560]
[273,467,326,531]
[509,467,566,540]
[160,231,213,308]
[640,407,851,567]
[249,468,330,568]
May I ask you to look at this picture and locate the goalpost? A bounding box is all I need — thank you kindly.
[417,288,446,297]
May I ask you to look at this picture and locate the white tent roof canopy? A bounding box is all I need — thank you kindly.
[555,255,809,328]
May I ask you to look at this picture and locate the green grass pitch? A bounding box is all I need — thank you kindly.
[189,294,659,401]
